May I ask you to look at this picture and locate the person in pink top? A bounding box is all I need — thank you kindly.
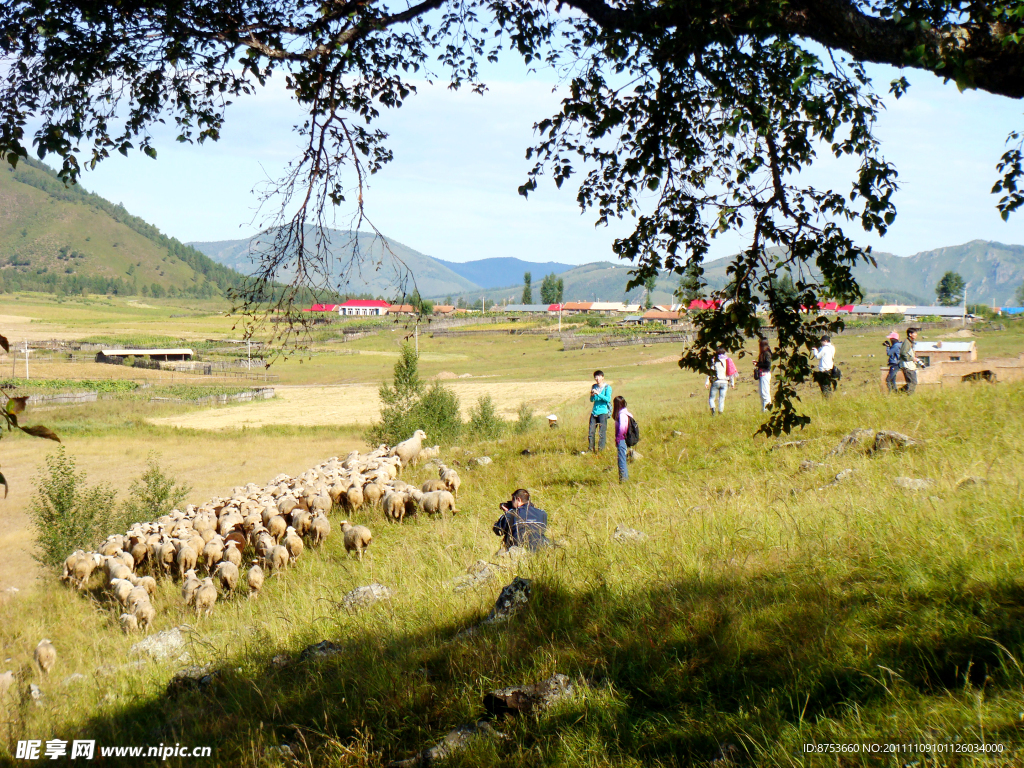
[612,395,632,482]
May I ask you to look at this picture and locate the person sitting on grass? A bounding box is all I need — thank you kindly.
[493,488,549,551]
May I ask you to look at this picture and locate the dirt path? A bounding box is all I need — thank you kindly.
[148,381,587,430]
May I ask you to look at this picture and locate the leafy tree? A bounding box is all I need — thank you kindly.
[674,262,706,304]
[1015,283,1024,306]
[367,344,461,445]
[936,271,966,306]
[467,394,505,439]
[7,1,1024,432]
[539,272,563,304]
[120,454,192,525]
[643,274,657,309]
[522,272,533,305]
[556,277,564,303]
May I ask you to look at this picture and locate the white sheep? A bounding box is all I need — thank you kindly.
[390,429,427,469]
[176,544,198,580]
[126,586,150,613]
[119,613,139,634]
[412,489,458,516]
[182,570,201,605]
[110,578,134,607]
[340,521,372,561]
[283,527,304,564]
[34,639,56,675]
[309,514,331,546]
[246,563,264,597]
[439,466,461,498]
[194,578,217,617]
[213,561,239,593]
[265,545,289,573]
[132,600,156,631]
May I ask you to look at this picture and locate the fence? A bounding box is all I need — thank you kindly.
[561,332,694,350]
[26,391,98,406]
[149,387,275,406]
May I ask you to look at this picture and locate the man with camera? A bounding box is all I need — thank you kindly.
[493,489,549,551]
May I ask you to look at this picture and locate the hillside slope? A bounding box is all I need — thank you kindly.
[434,257,575,289]
[0,158,243,296]
[191,230,481,299]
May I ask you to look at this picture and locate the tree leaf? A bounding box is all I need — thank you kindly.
[0,334,8,353]
[20,425,60,442]
[0,471,7,498]
[6,396,27,414]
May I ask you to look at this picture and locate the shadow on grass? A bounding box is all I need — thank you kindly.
[59,567,1024,766]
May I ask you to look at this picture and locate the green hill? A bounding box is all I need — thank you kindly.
[0,158,244,297]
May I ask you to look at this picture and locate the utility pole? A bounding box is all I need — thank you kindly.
[23,340,29,380]
[247,339,251,370]
[415,319,419,355]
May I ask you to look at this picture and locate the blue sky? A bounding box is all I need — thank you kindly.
[68,54,1024,265]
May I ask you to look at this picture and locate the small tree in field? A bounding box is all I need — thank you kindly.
[522,272,533,305]
[936,271,966,306]
[121,454,192,525]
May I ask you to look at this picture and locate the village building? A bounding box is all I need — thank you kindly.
[386,304,417,316]
[913,340,977,365]
[338,299,390,316]
[642,309,684,326]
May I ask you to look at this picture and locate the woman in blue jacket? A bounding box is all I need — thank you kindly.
[587,370,612,453]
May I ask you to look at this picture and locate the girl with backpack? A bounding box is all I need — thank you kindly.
[612,395,633,482]
[755,338,772,411]
[704,347,736,415]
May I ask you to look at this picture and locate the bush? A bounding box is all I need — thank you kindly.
[29,447,120,570]
[418,383,462,444]
[467,394,505,439]
[120,454,192,526]
[514,401,534,434]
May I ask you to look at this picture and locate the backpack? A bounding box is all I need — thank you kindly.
[725,357,737,378]
[625,416,640,447]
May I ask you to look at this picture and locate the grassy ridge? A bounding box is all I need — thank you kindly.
[2,372,1023,766]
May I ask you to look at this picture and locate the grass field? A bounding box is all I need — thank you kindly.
[1,296,1023,766]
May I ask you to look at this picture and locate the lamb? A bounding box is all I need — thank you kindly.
[34,639,56,675]
[413,489,458,517]
[119,613,139,634]
[309,514,331,546]
[213,560,240,593]
[194,578,217,617]
[265,545,289,573]
[182,570,201,605]
[132,599,156,631]
[390,429,427,469]
[246,563,264,596]
[283,527,304,563]
[421,479,446,493]
[340,521,372,561]
[176,544,198,580]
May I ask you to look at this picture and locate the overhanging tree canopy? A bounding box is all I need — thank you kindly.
[3,0,1023,432]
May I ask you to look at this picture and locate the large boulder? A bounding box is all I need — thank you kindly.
[483,673,575,718]
[485,577,532,624]
[341,584,393,612]
[871,431,920,454]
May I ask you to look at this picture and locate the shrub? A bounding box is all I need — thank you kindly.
[29,447,119,570]
[467,394,505,439]
[514,401,534,434]
[418,383,462,444]
[120,454,192,526]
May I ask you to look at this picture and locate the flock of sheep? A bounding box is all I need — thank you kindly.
[54,429,461,640]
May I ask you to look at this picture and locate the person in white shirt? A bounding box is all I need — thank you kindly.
[704,347,736,415]
[811,336,837,398]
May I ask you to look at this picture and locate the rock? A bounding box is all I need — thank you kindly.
[451,560,499,593]
[771,440,808,451]
[871,430,920,453]
[270,654,292,670]
[388,721,507,768]
[130,627,191,662]
[483,673,575,718]
[341,583,393,612]
[956,475,987,489]
[612,525,648,543]
[29,683,44,706]
[166,664,219,695]
[264,744,297,763]
[799,460,824,472]
[61,673,86,687]
[521,449,532,456]
[474,456,493,466]
[828,428,875,456]
[628,449,643,460]
[3,586,19,594]
[895,476,934,491]
[494,546,529,565]
[826,468,854,487]
[299,641,343,661]
[672,430,683,436]
[0,670,14,696]
[485,577,532,624]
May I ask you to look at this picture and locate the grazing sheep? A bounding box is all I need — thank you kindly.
[130,539,149,569]
[421,479,446,493]
[99,536,124,558]
[390,429,427,469]
[157,540,177,576]
[34,640,56,675]
[136,575,158,597]
[72,553,101,590]
[309,493,332,516]
[277,496,300,516]
[182,570,201,605]
[265,545,289,573]
[416,445,440,464]
[362,481,383,508]
[201,538,225,572]
[414,489,458,517]
[255,531,275,559]
[213,561,240,593]
[61,550,86,584]
[246,563,264,596]
[105,558,132,584]
[344,484,364,512]
[132,599,156,631]
[439,466,461,498]
[194,578,217,617]
[221,541,243,569]
[283,527,304,563]
[290,509,312,537]
[116,550,135,571]
[119,613,139,634]
[383,491,413,523]
[309,514,331,546]
[340,521,373,561]
[176,544,198,580]
[110,578,134,607]
[267,515,287,543]
[126,586,150,613]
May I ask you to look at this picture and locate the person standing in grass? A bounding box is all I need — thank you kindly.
[755,338,772,411]
[883,331,902,392]
[612,395,633,482]
[586,370,611,453]
[898,327,920,395]
[704,347,736,415]
[811,336,837,398]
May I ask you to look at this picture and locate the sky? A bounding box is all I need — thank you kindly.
[63,51,1024,266]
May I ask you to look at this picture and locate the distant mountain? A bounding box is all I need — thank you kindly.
[434,257,575,290]
[190,230,479,299]
[0,158,243,296]
[455,240,1024,307]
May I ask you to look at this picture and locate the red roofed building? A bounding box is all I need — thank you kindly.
[339,299,390,316]
[303,304,341,313]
